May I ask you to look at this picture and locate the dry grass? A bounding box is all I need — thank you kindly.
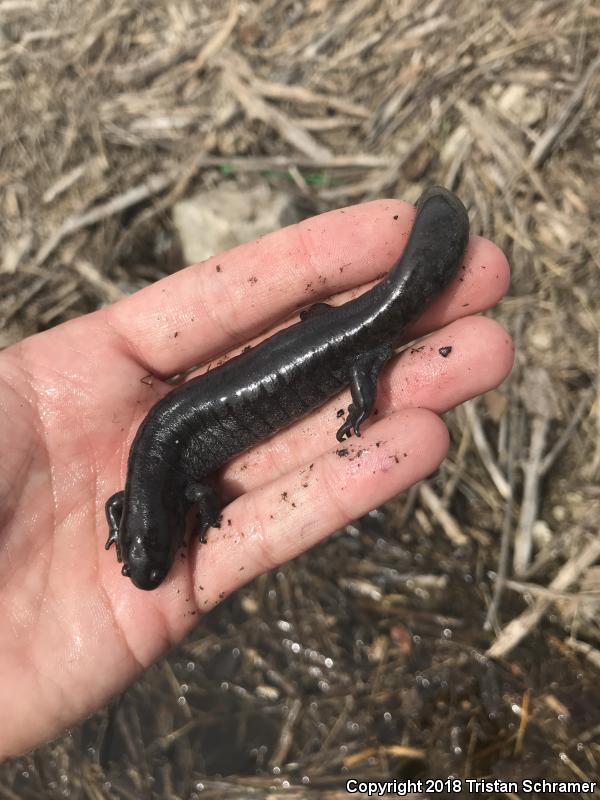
[1,0,599,796]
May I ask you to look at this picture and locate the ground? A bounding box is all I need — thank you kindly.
[1,0,599,797]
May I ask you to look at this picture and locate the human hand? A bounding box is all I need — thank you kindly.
[0,198,512,759]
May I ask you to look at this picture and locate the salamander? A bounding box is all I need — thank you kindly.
[105,186,470,590]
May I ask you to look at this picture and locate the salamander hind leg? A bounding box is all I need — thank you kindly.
[185,483,221,544]
[336,344,393,441]
[105,491,125,563]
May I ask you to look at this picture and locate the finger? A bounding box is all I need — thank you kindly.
[191,408,450,609]
[102,199,506,377]
[219,315,513,500]
[104,199,415,374]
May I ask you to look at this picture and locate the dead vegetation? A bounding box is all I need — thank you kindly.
[1,0,600,796]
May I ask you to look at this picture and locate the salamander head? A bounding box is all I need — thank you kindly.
[117,486,188,590]
[122,533,169,590]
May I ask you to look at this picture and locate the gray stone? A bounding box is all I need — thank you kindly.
[173,183,299,264]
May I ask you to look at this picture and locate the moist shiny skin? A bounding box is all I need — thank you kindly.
[105,186,470,590]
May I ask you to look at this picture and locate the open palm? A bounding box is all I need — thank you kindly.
[0,198,512,759]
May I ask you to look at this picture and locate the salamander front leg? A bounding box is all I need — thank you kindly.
[105,491,125,563]
[185,483,221,543]
[336,344,393,441]
[300,302,333,321]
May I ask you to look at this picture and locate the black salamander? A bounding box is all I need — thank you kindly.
[105,186,469,590]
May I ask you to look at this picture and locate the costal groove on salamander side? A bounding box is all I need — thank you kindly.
[106,186,470,590]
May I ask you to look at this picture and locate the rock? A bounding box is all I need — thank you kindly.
[172,183,299,264]
[528,324,553,352]
[440,124,471,164]
[498,84,545,128]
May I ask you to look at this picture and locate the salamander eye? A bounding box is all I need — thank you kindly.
[149,568,165,586]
